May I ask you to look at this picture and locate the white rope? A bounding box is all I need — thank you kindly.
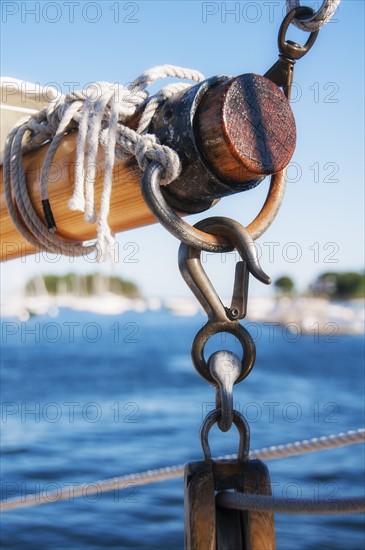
[248,428,365,461]
[3,66,204,261]
[1,429,363,512]
[217,493,365,515]
[286,0,340,31]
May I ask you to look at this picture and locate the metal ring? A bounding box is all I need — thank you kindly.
[200,409,250,462]
[141,162,287,252]
[279,7,319,60]
[191,321,256,385]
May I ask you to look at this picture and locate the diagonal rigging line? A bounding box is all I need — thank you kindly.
[1,428,363,512]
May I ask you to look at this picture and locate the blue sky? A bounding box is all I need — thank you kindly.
[1,0,364,298]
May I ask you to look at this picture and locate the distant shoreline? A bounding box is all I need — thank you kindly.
[1,294,363,335]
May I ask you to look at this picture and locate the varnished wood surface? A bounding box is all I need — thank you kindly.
[197,74,295,183]
[213,459,275,550]
[184,461,216,550]
[239,459,276,550]
[0,133,156,260]
[184,458,276,550]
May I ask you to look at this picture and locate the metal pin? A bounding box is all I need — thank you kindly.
[209,350,242,432]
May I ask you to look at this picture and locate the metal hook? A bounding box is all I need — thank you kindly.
[178,217,270,322]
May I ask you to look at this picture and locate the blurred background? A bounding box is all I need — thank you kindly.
[1,1,364,549]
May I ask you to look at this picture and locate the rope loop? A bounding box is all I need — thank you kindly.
[4,65,205,261]
[286,0,340,32]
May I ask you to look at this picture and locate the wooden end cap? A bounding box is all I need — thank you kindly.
[195,73,296,184]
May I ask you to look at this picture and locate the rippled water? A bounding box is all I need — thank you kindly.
[1,310,364,549]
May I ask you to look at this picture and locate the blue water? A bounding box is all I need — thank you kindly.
[1,310,364,549]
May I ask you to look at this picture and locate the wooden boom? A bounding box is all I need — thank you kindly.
[0,73,296,261]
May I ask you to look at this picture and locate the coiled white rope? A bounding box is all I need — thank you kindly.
[1,429,363,512]
[286,0,341,31]
[3,65,204,261]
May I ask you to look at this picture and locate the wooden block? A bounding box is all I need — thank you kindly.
[214,459,275,550]
[184,460,216,550]
[213,459,247,550]
[240,459,276,550]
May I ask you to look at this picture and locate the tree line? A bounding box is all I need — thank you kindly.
[275,271,364,299]
[25,273,140,299]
